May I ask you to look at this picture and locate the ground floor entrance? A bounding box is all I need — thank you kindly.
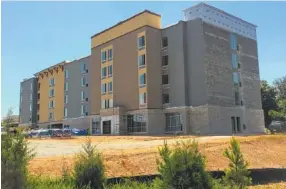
[103,120,111,134]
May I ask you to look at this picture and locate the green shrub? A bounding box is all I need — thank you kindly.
[105,179,149,189]
[264,128,272,135]
[223,137,251,189]
[1,132,35,189]
[157,140,214,189]
[73,137,105,189]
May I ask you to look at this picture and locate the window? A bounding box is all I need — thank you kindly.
[232,53,238,69]
[108,82,112,93]
[49,78,55,86]
[101,67,107,79]
[231,116,241,133]
[49,89,55,97]
[233,72,239,89]
[64,107,68,117]
[230,33,237,50]
[138,54,146,68]
[20,86,23,93]
[81,104,86,115]
[30,103,32,111]
[101,83,106,94]
[138,36,145,49]
[38,83,40,90]
[166,113,182,132]
[49,100,55,109]
[162,37,168,48]
[162,74,169,85]
[37,115,39,121]
[37,93,40,100]
[37,104,40,110]
[64,82,68,91]
[139,92,147,105]
[127,114,147,133]
[108,65,112,77]
[234,91,240,105]
[30,83,33,90]
[101,100,105,109]
[162,55,168,67]
[20,96,23,103]
[139,73,146,87]
[162,93,170,104]
[108,49,113,60]
[101,51,107,63]
[64,70,68,79]
[30,94,33,101]
[64,95,68,104]
[81,91,85,101]
[49,112,54,120]
[81,77,86,86]
[81,63,86,73]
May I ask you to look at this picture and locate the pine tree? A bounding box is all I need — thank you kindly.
[223,137,251,189]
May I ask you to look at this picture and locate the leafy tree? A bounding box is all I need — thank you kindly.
[1,109,35,189]
[261,80,277,126]
[269,99,286,121]
[273,76,286,100]
[73,137,105,189]
[157,140,214,189]
[223,137,251,189]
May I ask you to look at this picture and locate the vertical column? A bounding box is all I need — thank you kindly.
[137,31,147,109]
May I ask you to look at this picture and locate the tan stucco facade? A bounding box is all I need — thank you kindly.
[36,63,65,124]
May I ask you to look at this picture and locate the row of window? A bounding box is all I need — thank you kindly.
[230,33,243,107]
[20,83,33,93]
[46,104,88,120]
[63,104,87,118]
[101,65,113,79]
[101,99,113,109]
[64,63,87,79]
[101,49,113,63]
[101,82,113,94]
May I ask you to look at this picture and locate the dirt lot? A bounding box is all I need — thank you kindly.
[28,135,286,178]
[250,182,286,189]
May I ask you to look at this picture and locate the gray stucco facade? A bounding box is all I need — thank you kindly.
[19,77,38,128]
[62,56,91,129]
[159,18,265,135]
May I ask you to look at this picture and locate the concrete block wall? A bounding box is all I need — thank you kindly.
[188,105,209,134]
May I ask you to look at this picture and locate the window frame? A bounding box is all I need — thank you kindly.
[101,83,106,95]
[138,36,145,50]
[101,51,107,63]
[162,92,170,104]
[81,63,86,73]
[162,37,168,48]
[107,49,113,61]
[81,91,85,101]
[139,92,147,105]
[108,65,113,77]
[64,82,68,91]
[64,70,69,79]
[101,67,107,79]
[64,107,68,118]
[81,77,86,87]
[138,54,146,68]
[162,55,169,67]
[162,74,169,85]
[139,73,146,87]
[108,82,113,93]
[81,104,86,115]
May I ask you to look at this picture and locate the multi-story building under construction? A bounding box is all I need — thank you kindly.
[19,3,265,135]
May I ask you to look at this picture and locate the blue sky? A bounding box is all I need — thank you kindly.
[2,1,286,116]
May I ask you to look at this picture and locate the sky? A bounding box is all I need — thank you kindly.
[1,1,286,117]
